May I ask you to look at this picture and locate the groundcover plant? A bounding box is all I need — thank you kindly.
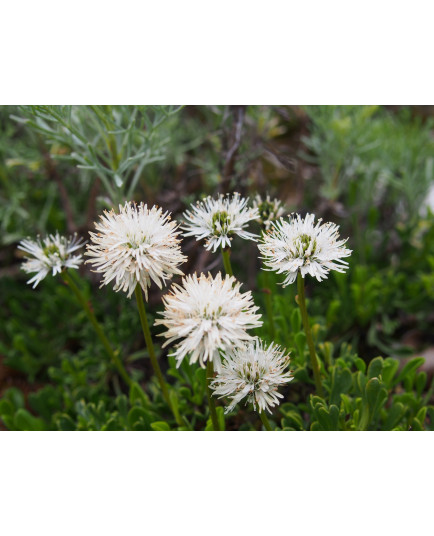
[1,105,434,431]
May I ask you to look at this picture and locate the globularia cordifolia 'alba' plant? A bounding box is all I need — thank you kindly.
[18,232,134,389]
[19,233,85,288]
[182,192,259,276]
[156,271,262,430]
[258,213,352,285]
[86,201,186,422]
[252,194,286,231]
[259,213,352,397]
[156,272,262,371]
[211,339,292,431]
[86,201,186,299]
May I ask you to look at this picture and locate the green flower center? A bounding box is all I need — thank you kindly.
[212,211,231,235]
[43,244,60,257]
[126,234,147,249]
[296,234,317,256]
[258,201,274,222]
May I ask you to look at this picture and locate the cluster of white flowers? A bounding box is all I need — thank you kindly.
[258,213,352,285]
[18,232,85,288]
[86,202,186,299]
[18,192,351,420]
[155,272,262,371]
[252,194,285,230]
[181,193,259,252]
[210,339,292,414]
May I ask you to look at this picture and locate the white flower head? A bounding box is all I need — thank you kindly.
[155,272,262,371]
[18,232,85,288]
[86,202,186,299]
[252,194,285,230]
[182,193,259,252]
[211,339,292,414]
[258,213,352,285]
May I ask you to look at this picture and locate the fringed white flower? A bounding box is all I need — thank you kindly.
[258,213,352,285]
[155,272,262,371]
[211,339,292,414]
[86,202,186,299]
[18,232,85,288]
[252,194,285,230]
[181,193,259,252]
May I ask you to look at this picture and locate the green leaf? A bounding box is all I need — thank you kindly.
[129,382,148,407]
[354,371,367,396]
[364,378,388,421]
[13,409,45,431]
[4,387,25,409]
[416,407,427,425]
[329,367,353,405]
[316,407,331,430]
[128,407,151,431]
[382,358,399,388]
[0,399,14,417]
[412,418,423,431]
[151,421,171,431]
[281,411,304,431]
[169,390,182,425]
[290,309,301,333]
[354,358,366,373]
[1,416,16,430]
[340,394,353,414]
[395,357,425,386]
[55,414,76,431]
[116,395,129,418]
[384,402,406,430]
[415,372,427,397]
[329,405,340,430]
[310,421,322,431]
[294,332,306,360]
[367,357,383,379]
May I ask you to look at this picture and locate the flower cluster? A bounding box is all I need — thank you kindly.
[19,233,85,288]
[211,339,292,414]
[155,272,262,371]
[182,193,259,252]
[86,202,186,299]
[258,213,352,285]
[252,194,285,230]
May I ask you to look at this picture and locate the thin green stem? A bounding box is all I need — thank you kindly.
[206,360,220,431]
[221,247,233,277]
[263,270,276,340]
[61,270,132,387]
[134,285,171,405]
[260,411,272,431]
[296,272,324,398]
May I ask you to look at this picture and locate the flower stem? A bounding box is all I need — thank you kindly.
[206,360,220,431]
[260,411,272,431]
[263,270,276,340]
[61,270,132,388]
[296,272,324,397]
[221,247,234,277]
[134,285,171,406]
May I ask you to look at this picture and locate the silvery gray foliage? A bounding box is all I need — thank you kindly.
[15,105,183,203]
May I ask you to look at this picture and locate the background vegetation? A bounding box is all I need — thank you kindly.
[1,105,433,430]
